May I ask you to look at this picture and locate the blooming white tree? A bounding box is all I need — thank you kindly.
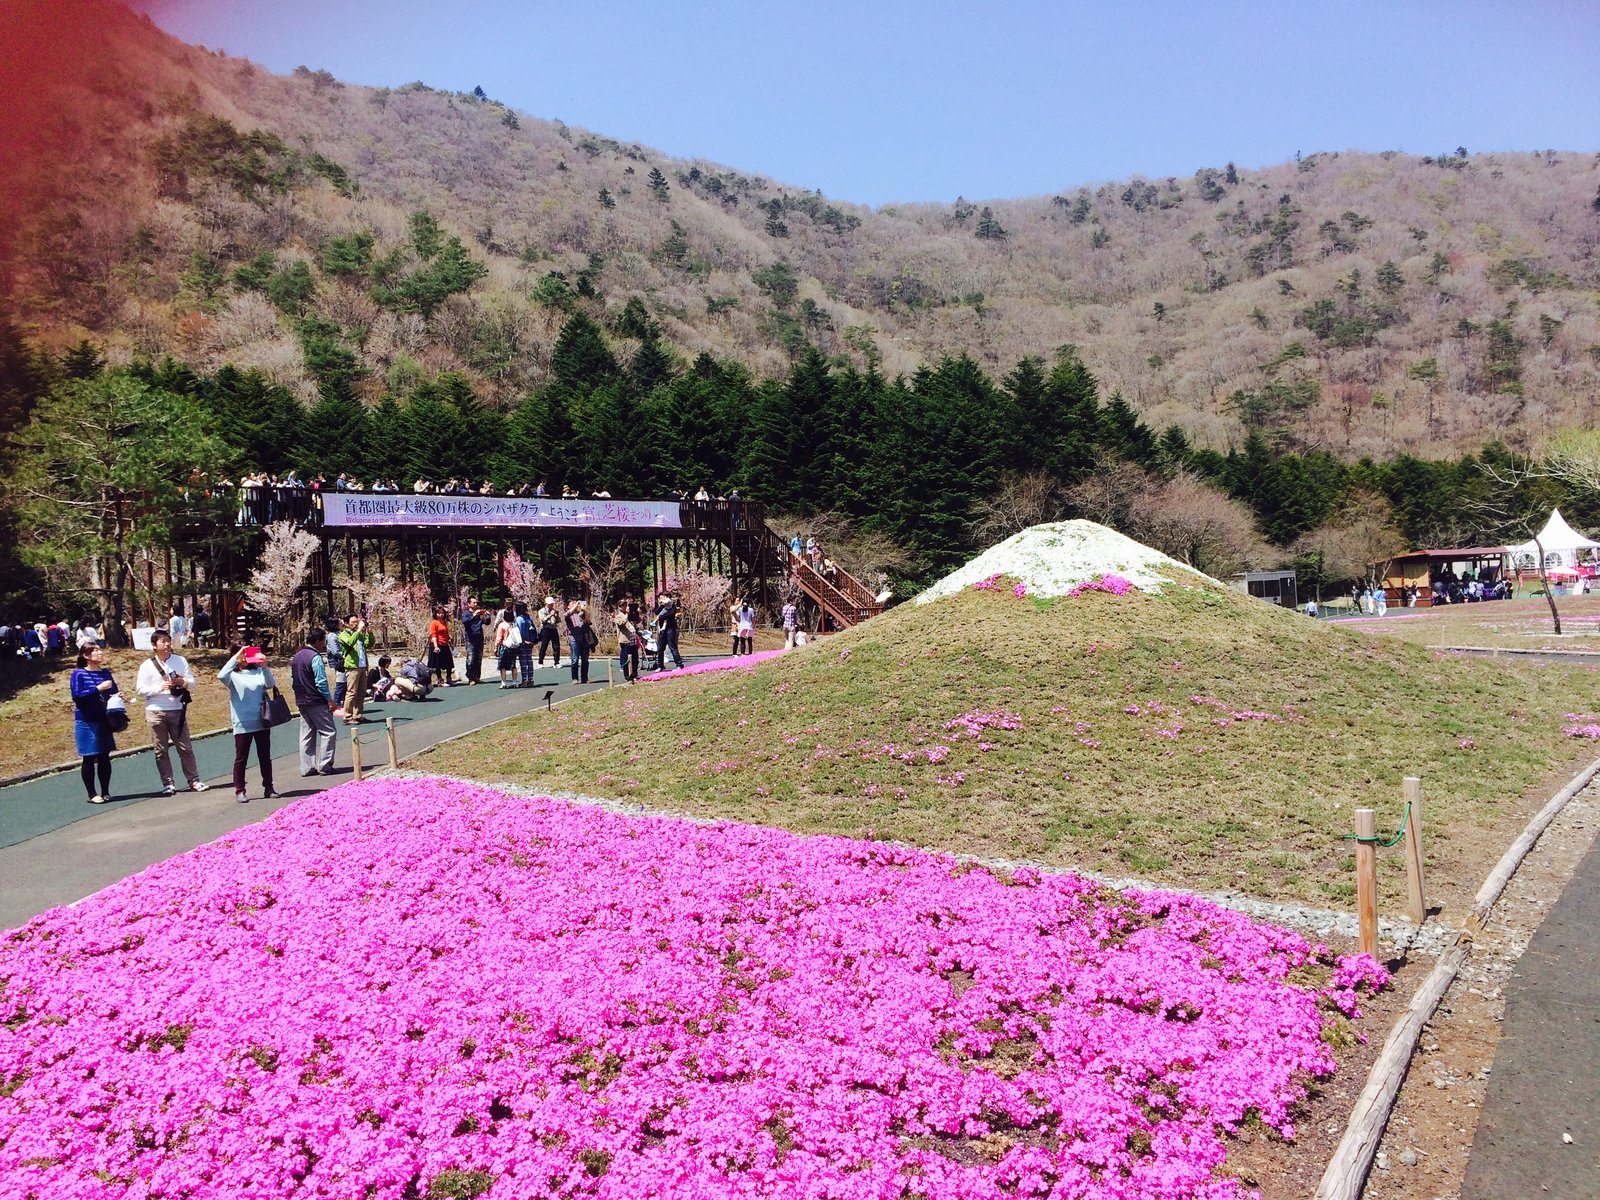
[661,565,733,633]
[243,521,320,645]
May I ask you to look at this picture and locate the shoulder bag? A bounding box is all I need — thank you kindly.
[261,687,293,728]
[103,691,130,733]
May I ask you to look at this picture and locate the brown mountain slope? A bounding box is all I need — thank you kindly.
[3,0,1598,457]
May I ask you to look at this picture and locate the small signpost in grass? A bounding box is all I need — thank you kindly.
[1402,776,1427,924]
[1353,808,1378,958]
[1349,780,1428,956]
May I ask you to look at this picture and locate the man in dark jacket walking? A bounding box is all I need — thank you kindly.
[460,597,486,684]
[290,627,338,775]
[654,590,685,670]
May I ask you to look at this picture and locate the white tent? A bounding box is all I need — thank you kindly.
[1508,509,1600,573]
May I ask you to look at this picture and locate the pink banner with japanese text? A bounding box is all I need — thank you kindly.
[321,495,684,530]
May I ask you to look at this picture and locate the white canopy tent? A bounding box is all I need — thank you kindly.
[1507,509,1600,573]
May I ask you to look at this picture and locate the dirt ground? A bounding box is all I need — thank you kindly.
[1227,944,1427,1199]
[1226,764,1600,1199]
[1358,780,1600,1200]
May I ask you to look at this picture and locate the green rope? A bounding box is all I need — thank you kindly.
[1341,801,1410,848]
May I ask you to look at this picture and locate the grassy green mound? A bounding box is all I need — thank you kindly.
[418,575,1595,910]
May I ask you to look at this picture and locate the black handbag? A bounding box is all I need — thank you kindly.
[261,687,293,727]
[103,692,130,734]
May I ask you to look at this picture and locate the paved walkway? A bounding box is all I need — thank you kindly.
[1463,833,1600,1198]
[0,657,708,929]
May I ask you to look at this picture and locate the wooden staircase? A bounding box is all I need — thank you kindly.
[730,519,885,630]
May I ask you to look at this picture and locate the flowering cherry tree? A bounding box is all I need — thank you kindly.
[242,520,320,644]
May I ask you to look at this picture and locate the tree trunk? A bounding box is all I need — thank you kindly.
[1534,535,1561,635]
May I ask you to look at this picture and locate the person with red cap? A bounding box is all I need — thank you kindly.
[218,643,278,803]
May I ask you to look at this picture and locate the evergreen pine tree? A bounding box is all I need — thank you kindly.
[818,364,885,516]
[1096,393,1157,465]
[1038,347,1101,483]
[740,380,797,507]
[1156,425,1193,473]
[59,339,106,380]
[398,384,461,482]
[297,394,370,477]
[879,356,1004,575]
[364,394,407,482]
[780,348,837,505]
[628,336,677,396]
[549,312,619,389]
[658,362,737,491]
[432,371,502,480]
[206,365,302,473]
[495,393,552,486]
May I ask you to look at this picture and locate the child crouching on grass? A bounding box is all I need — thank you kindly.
[369,656,397,702]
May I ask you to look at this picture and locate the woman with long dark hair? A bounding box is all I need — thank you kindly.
[70,643,118,803]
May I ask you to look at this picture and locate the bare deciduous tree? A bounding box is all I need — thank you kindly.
[333,568,434,652]
[1540,429,1600,494]
[576,541,628,645]
[1129,472,1272,578]
[770,509,916,591]
[1068,464,1269,578]
[1290,489,1409,592]
[972,471,1068,545]
[660,564,733,633]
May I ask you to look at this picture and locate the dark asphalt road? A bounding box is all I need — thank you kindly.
[1463,833,1600,1199]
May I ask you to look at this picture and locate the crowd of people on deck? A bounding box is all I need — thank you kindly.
[214,472,758,527]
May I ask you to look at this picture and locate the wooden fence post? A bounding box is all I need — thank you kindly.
[1354,808,1378,958]
[350,728,363,782]
[1402,776,1426,924]
[386,717,399,769]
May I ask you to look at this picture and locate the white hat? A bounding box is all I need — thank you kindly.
[544,595,557,606]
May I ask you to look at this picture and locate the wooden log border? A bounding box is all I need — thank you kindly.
[1314,752,1600,1200]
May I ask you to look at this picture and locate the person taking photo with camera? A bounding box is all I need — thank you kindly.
[135,628,208,795]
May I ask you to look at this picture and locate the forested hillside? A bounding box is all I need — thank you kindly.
[3,0,1598,460]
[1,0,1599,616]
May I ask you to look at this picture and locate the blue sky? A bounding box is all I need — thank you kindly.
[133,0,1600,207]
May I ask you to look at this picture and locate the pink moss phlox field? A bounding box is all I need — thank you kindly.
[971,573,1134,600]
[1066,574,1134,598]
[641,648,788,681]
[0,779,1386,1200]
[944,709,1023,739]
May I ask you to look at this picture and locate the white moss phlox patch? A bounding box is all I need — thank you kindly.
[913,520,1202,605]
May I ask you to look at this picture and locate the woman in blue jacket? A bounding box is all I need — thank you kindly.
[71,642,119,803]
[219,644,277,804]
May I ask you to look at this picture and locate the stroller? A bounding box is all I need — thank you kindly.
[640,625,665,674]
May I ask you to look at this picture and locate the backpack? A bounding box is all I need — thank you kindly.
[502,619,523,649]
